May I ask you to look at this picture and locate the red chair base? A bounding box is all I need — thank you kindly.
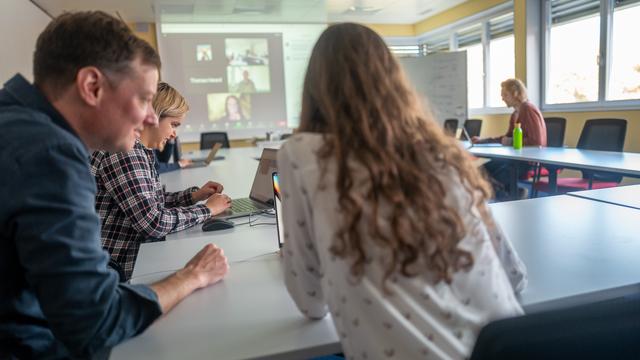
[521,167,553,181]
[522,170,535,180]
[533,178,620,193]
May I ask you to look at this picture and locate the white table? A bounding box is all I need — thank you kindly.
[468,145,640,197]
[112,149,640,359]
[468,146,640,176]
[115,226,341,360]
[568,184,640,210]
[113,147,342,359]
[490,195,640,313]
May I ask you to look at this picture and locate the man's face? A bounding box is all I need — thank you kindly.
[97,58,159,152]
[501,87,516,108]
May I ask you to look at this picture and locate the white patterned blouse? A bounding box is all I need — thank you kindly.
[279,133,527,360]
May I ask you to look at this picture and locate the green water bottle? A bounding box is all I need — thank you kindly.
[513,122,523,150]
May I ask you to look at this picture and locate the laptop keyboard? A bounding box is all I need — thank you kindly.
[231,198,260,213]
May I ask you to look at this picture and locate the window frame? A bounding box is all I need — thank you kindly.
[416,2,515,114]
[541,0,640,111]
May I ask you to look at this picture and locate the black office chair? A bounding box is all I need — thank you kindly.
[463,119,482,139]
[470,296,640,359]
[544,117,567,148]
[534,118,627,193]
[530,117,567,197]
[443,119,459,137]
[200,132,230,150]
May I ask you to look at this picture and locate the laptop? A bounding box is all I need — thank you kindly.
[186,143,224,168]
[459,127,502,148]
[215,148,278,220]
[272,172,284,248]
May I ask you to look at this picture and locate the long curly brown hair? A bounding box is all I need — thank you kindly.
[298,23,494,286]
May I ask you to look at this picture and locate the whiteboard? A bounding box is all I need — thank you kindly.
[399,52,467,127]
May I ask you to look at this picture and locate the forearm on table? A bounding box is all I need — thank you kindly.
[150,269,202,314]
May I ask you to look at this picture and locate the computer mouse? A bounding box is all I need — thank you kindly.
[202,218,235,232]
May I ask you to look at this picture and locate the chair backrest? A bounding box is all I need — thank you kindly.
[470,296,640,360]
[577,118,626,152]
[464,119,482,138]
[544,117,566,147]
[200,132,230,150]
[443,119,459,137]
[576,118,627,182]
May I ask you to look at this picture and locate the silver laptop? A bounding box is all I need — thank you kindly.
[215,148,278,220]
[459,127,502,148]
[186,143,224,168]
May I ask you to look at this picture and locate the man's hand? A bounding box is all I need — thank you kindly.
[151,244,229,314]
[178,159,193,168]
[192,181,224,202]
[471,136,481,144]
[177,244,229,289]
[205,193,232,215]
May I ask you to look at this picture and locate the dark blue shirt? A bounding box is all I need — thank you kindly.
[0,75,162,359]
[154,138,181,174]
[154,150,180,174]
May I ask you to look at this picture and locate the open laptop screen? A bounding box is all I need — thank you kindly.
[249,148,278,205]
[272,172,284,248]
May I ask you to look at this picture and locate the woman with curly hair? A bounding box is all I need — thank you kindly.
[278,23,527,359]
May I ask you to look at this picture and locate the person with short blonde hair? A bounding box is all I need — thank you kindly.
[473,78,545,146]
[473,78,547,199]
[500,78,528,103]
[151,83,193,173]
[91,82,232,280]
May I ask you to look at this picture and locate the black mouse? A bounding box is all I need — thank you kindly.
[202,218,235,232]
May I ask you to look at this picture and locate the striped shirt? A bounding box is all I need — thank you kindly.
[90,141,211,279]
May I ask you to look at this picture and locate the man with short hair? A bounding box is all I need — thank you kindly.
[0,11,229,358]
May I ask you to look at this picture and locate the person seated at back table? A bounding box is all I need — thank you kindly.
[91,82,232,280]
[472,78,546,200]
[279,23,527,360]
[0,11,228,359]
[154,136,192,174]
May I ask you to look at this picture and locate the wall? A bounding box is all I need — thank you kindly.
[129,22,158,50]
[366,23,415,37]
[0,0,51,83]
[413,0,508,34]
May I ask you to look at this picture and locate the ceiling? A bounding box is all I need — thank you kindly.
[33,0,467,24]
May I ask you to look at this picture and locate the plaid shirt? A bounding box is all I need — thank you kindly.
[90,141,210,280]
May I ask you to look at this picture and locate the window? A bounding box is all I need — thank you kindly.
[607,0,640,100]
[388,44,425,57]
[420,7,515,110]
[424,35,450,54]
[457,24,484,108]
[543,0,640,108]
[546,0,600,104]
[488,14,515,107]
